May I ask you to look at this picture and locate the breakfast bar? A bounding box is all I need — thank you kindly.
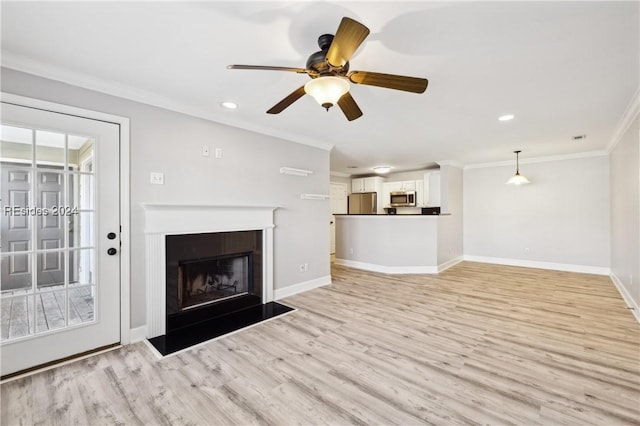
[334,214,461,274]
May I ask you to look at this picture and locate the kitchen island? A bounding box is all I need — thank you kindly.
[334,214,462,274]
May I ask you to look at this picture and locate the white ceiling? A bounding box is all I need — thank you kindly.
[1,1,638,175]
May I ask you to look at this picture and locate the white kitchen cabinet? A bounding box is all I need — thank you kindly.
[384,180,416,192]
[352,177,385,194]
[401,180,416,191]
[415,180,425,206]
[424,171,441,206]
[351,178,365,193]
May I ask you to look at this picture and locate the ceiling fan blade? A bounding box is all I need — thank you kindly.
[337,92,363,121]
[266,86,306,114]
[325,17,370,68]
[348,71,428,93]
[227,64,312,75]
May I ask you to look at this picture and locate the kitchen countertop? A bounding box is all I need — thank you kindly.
[334,213,449,216]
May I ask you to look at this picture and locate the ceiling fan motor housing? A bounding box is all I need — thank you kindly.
[306,34,349,76]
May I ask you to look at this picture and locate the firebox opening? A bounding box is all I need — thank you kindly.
[178,252,253,311]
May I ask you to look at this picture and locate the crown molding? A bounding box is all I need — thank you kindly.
[464,150,609,170]
[607,87,640,153]
[1,53,334,152]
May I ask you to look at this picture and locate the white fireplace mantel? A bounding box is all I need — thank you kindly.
[142,203,278,338]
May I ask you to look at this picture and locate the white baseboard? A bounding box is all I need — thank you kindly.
[438,256,463,272]
[610,273,640,323]
[129,325,148,343]
[335,259,438,274]
[274,275,332,300]
[463,255,610,276]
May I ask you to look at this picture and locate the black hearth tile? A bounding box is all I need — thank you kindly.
[148,302,294,356]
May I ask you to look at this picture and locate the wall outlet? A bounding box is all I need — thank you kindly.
[215,148,223,159]
[202,146,210,157]
[150,172,164,185]
[304,263,309,272]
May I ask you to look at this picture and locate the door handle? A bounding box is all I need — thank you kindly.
[107,248,117,256]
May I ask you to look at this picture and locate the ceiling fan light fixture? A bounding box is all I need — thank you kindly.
[304,77,350,111]
[506,150,530,185]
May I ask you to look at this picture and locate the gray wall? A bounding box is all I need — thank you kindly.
[2,68,331,328]
[437,165,463,265]
[610,115,639,310]
[463,155,610,270]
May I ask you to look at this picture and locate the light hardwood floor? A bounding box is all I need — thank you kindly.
[2,262,639,425]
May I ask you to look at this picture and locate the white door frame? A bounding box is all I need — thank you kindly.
[1,92,132,345]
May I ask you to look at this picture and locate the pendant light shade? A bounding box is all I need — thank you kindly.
[506,150,530,185]
[304,77,350,110]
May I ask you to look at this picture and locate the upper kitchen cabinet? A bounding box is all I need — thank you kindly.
[424,171,441,207]
[352,176,385,193]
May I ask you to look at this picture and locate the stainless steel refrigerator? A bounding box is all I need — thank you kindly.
[348,192,377,214]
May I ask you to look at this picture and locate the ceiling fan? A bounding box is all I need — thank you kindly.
[228,17,428,121]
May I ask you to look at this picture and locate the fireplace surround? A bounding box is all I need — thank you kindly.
[166,230,263,333]
[142,204,277,339]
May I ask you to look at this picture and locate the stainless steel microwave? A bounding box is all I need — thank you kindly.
[390,191,416,207]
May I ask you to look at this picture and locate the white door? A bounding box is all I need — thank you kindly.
[0,102,121,376]
[330,183,348,255]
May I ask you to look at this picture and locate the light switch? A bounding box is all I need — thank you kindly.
[215,148,223,159]
[202,146,210,157]
[150,172,164,185]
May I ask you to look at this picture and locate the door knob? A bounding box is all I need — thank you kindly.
[107,248,117,256]
[107,232,117,240]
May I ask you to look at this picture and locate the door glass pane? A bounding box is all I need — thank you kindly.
[1,125,33,166]
[69,173,93,211]
[35,130,65,166]
[37,251,65,290]
[69,249,94,286]
[36,290,66,333]
[1,295,34,341]
[1,253,32,293]
[70,137,93,171]
[69,212,93,249]
[69,285,95,325]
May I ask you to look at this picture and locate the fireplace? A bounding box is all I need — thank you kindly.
[178,253,252,310]
[165,230,263,333]
[143,204,293,355]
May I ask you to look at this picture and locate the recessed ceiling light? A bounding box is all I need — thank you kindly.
[498,114,515,121]
[373,166,392,174]
[220,101,238,110]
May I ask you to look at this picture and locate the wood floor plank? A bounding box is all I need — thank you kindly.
[2,261,639,425]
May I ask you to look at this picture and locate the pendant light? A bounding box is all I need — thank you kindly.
[506,150,530,185]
